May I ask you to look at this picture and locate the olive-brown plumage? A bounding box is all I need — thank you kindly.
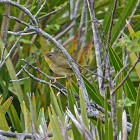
[42,52,73,79]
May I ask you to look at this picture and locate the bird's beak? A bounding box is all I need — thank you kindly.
[42,54,46,57]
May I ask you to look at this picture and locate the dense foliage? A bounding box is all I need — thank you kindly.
[0,0,140,139]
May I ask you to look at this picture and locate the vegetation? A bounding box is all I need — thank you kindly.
[0,0,140,139]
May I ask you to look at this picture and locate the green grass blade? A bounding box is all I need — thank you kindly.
[49,85,64,123]
[110,0,138,45]
[79,90,89,129]
[48,107,63,140]
[67,82,82,140]
[7,104,22,132]
[104,93,109,140]
[0,37,24,102]
[2,97,12,114]
[108,45,137,120]
[0,106,9,130]
[129,85,140,140]
[115,74,123,134]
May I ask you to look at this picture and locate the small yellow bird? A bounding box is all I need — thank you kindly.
[42,52,95,81]
[42,52,74,81]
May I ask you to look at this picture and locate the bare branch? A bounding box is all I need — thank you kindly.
[10,77,30,82]
[30,27,90,106]
[74,0,80,17]
[21,58,66,90]
[69,0,75,37]
[4,15,30,27]
[124,51,129,66]
[16,63,28,77]
[1,0,90,106]
[113,64,129,83]
[0,12,9,64]
[7,31,36,36]
[37,1,69,20]
[54,20,75,40]
[0,130,51,139]
[112,0,140,47]
[0,0,38,26]
[0,134,10,140]
[112,53,140,95]
[75,62,108,81]
[70,0,80,36]
[87,0,104,97]
[34,0,47,18]
[82,7,88,47]
[0,36,22,69]
[107,0,118,44]
[13,0,32,32]
[1,3,10,40]
[77,0,87,46]
[70,0,75,20]
[22,65,68,97]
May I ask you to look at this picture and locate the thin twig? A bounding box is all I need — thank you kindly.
[13,0,31,33]
[82,7,88,47]
[112,0,140,47]
[112,53,140,95]
[107,0,118,44]
[87,0,104,97]
[74,0,80,17]
[4,15,30,27]
[34,0,47,18]
[54,19,75,40]
[113,64,129,83]
[0,36,22,69]
[123,47,125,66]
[37,1,69,20]
[0,0,90,106]
[77,0,87,46]
[75,62,109,81]
[31,27,90,106]
[10,77,30,82]
[7,31,36,36]
[0,0,38,26]
[0,11,9,64]
[16,63,28,77]
[22,66,68,97]
[69,0,75,37]
[124,51,129,66]
[21,58,66,90]
[70,0,80,37]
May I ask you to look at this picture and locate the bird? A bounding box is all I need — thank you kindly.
[42,52,74,82]
[42,52,96,82]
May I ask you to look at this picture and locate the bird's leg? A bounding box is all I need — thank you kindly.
[53,76,66,83]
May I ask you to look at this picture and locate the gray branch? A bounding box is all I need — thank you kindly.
[87,0,104,97]
[31,27,90,106]
[0,1,90,106]
[7,31,36,36]
[112,53,140,95]
[112,0,140,48]
[21,66,68,97]
[0,0,38,26]
[37,1,69,20]
[107,0,118,44]
[34,0,47,18]
[0,36,22,69]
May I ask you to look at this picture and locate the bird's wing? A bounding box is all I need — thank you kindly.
[56,56,72,69]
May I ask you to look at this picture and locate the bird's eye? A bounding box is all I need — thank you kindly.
[48,54,52,58]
